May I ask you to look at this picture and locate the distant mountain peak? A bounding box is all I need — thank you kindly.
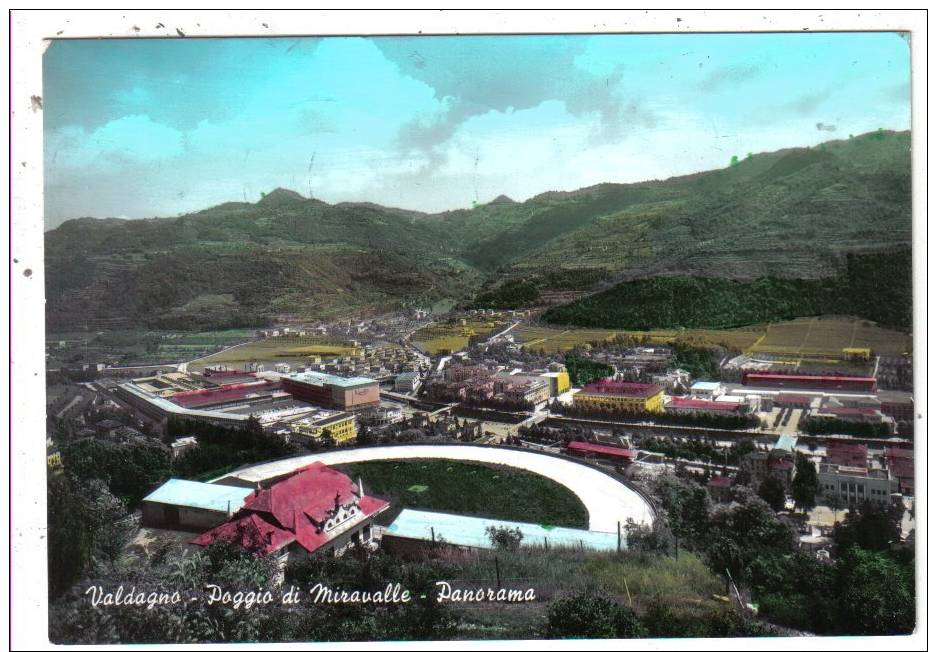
[257,187,307,205]
[489,194,516,205]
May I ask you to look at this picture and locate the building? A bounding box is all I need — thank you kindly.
[651,368,691,390]
[664,397,745,416]
[572,380,664,413]
[566,440,635,464]
[881,398,915,421]
[358,406,405,430]
[382,509,621,555]
[884,447,914,495]
[689,381,724,399]
[192,462,390,560]
[170,436,199,459]
[494,375,551,406]
[740,448,795,491]
[288,411,358,445]
[706,476,733,502]
[817,464,898,507]
[539,371,571,396]
[394,371,420,393]
[141,479,256,530]
[281,371,380,412]
[824,442,868,468]
[742,372,876,393]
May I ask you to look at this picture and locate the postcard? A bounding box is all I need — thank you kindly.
[8,9,926,651]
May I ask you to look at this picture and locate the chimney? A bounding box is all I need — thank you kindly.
[358,477,364,497]
[227,500,232,518]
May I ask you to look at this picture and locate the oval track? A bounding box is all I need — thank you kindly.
[216,444,654,532]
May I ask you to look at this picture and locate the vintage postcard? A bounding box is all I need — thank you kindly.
[8,9,927,650]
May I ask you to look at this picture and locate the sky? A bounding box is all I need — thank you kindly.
[43,32,911,228]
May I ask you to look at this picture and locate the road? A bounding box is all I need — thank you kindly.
[214,444,655,532]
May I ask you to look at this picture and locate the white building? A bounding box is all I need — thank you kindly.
[690,381,724,399]
[817,464,899,507]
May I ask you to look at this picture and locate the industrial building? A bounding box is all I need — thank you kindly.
[572,380,664,413]
[281,371,380,412]
[742,372,876,393]
[664,397,746,416]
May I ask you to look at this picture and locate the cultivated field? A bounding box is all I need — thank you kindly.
[515,325,764,353]
[748,316,912,357]
[516,316,911,358]
[188,334,360,370]
[412,318,507,355]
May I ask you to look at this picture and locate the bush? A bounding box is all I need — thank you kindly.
[545,592,647,639]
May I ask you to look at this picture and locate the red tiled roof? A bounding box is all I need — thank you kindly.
[885,447,913,459]
[580,379,662,398]
[821,407,881,417]
[567,440,635,459]
[192,462,388,555]
[170,380,281,408]
[666,398,742,412]
[745,373,875,384]
[708,476,733,488]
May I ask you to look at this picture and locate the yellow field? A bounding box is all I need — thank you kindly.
[517,316,911,357]
[749,316,912,357]
[190,335,359,369]
[412,319,507,355]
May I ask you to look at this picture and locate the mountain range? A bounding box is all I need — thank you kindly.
[45,129,911,332]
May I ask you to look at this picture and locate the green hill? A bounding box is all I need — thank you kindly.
[541,249,912,331]
[45,130,911,331]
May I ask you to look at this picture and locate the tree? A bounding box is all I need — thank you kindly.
[757,476,786,511]
[546,592,647,639]
[791,454,818,513]
[485,525,523,552]
[834,546,915,635]
[833,502,903,555]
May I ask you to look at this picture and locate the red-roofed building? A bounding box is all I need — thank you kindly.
[742,372,876,393]
[825,442,869,468]
[566,440,636,463]
[707,475,734,502]
[665,397,744,415]
[192,462,389,559]
[884,447,915,495]
[573,379,664,413]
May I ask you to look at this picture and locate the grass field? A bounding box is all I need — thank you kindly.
[189,334,360,370]
[335,459,589,528]
[412,318,507,355]
[517,315,911,358]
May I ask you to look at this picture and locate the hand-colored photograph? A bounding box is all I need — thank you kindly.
[40,27,915,645]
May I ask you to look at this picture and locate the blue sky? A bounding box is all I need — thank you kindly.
[43,32,910,228]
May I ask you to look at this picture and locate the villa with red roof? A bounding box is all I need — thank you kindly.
[191,462,389,559]
[141,462,390,560]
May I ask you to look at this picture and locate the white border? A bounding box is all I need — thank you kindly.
[7,7,929,652]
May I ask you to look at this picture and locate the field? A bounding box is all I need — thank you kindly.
[412,318,507,355]
[516,316,911,358]
[748,316,913,358]
[335,459,589,528]
[515,325,765,354]
[188,334,360,370]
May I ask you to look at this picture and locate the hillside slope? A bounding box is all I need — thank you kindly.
[45,130,911,331]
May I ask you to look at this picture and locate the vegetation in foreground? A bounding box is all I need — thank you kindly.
[335,459,589,528]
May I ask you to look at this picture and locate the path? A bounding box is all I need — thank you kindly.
[215,444,654,532]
